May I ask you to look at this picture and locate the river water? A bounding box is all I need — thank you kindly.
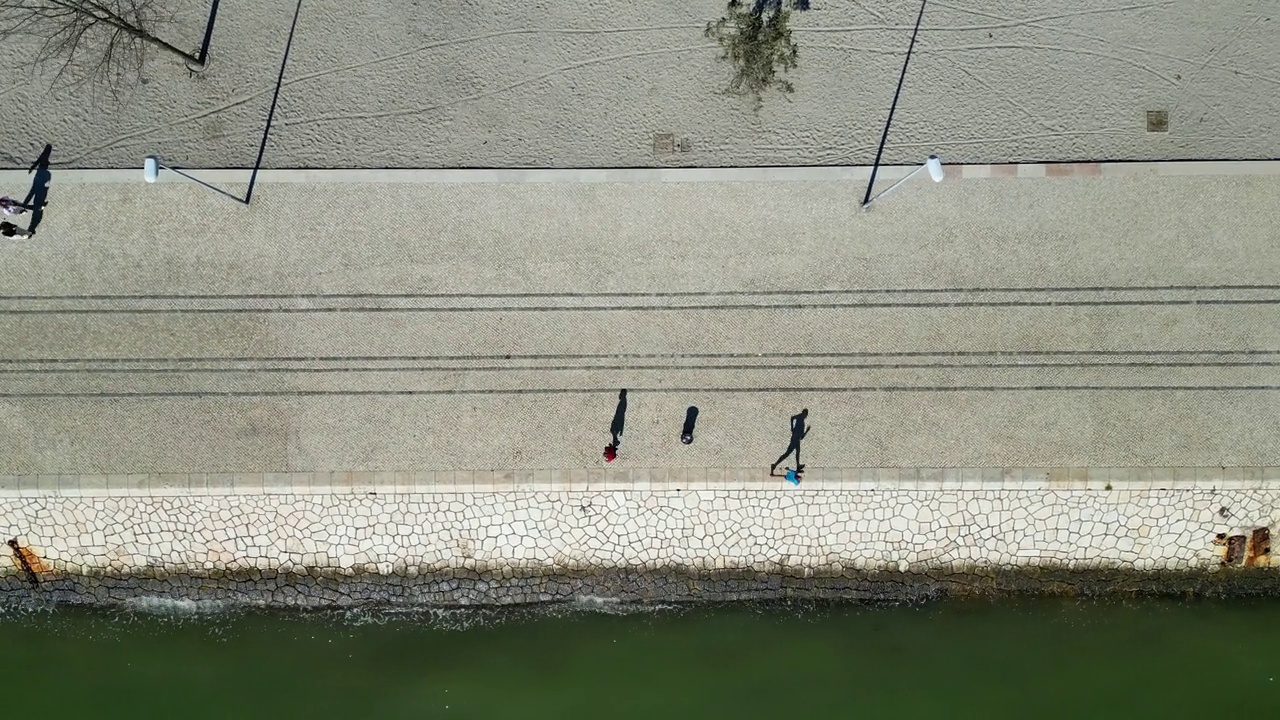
[0,597,1272,718]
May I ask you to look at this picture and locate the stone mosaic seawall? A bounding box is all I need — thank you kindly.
[3,486,1279,606]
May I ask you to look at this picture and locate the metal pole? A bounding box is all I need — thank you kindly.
[861,0,929,208]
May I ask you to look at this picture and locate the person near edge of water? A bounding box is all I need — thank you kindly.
[603,443,618,462]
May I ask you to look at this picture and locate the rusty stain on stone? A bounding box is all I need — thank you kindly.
[8,538,48,586]
[1246,527,1271,567]
[1214,527,1273,567]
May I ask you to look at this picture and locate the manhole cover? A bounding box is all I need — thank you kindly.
[1146,110,1169,133]
[653,133,675,154]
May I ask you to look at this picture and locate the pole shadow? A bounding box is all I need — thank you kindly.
[153,0,300,206]
[243,0,303,205]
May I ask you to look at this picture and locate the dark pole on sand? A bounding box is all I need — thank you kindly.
[193,0,222,69]
[861,0,929,208]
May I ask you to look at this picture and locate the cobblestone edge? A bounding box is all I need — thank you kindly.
[0,467,1275,496]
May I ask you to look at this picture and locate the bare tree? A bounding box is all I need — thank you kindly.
[0,0,206,94]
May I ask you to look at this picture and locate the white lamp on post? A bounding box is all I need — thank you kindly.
[861,155,944,211]
[143,155,163,183]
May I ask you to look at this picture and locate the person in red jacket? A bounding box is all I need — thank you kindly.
[603,443,618,462]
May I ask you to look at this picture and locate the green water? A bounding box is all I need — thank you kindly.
[0,598,1274,718]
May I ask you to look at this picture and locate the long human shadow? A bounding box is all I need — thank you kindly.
[681,405,699,444]
[770,408,810,472]
[22,144,52,235]
[609,389,628,447]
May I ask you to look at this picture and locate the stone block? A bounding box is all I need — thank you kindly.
[78,475,109,496]
[1022,468,1051,489]
[472,470,495,492]
[57,475,81,496]
[125,474,151,495]
[206,474,235,494]
[233,474,263,494]
[262,473,292,495]
[37,474,61,496]
[150,474,187,496]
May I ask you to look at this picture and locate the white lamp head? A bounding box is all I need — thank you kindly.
[925,155,944,182]
[143,156,160,183]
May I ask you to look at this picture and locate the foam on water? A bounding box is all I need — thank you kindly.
[119,596,232,616]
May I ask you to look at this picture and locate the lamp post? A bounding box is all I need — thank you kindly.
[140,0,302,207]
[860,155,944,211]
[143,156,163,183]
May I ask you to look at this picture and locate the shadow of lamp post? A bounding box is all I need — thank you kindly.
[139,0,306,207]
[861,0,932,211]
[143,155,248,205]
[861,155,944,211]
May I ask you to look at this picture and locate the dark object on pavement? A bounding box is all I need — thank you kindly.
[681,406,699,444]
[770,408,810,473]
[609,389,628,447]
[0,222,30,239]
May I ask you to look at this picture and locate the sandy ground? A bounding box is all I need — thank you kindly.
[0,174,1279,473]
[0,0,1276,169]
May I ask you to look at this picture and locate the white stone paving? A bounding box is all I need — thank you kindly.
[3,490,1276,578]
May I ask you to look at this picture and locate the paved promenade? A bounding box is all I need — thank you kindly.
[1,169,1280,474]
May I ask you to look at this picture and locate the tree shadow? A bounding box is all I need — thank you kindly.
[770,408,810,472]
[22,144,52,235]
[753,0,809,13]
[609,389,628,447]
